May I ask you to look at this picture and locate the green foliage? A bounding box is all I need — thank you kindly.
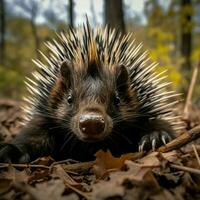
[180,3,194,33]
[0,65,25,99]
[146,27,183,90]
[142,0,200,101]
[1,17,57,99]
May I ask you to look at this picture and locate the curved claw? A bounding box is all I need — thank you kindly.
[161,131,172,145]
[161,135,167,145]
[139,140,146,152]
[138,130,174,152]
[151,138,156,151]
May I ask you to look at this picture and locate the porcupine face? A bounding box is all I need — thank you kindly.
[49,60,138,142]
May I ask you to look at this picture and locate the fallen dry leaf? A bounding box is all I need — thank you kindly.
[0,178,12,195]
[93,159,160,200]
[25,179,72,200]
[1,100,200,199]
[0,166,29,197]
[0,165,29,183]
[28,169,50,184]
[31,156,54,166]
[93,150,135,177]
[138,151,178,167]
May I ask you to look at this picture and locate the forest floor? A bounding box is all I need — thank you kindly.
[0,98,200,200]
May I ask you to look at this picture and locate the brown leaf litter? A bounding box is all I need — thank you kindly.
[0,99,200,200]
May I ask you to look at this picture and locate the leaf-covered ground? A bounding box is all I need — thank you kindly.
[0,99,200,200]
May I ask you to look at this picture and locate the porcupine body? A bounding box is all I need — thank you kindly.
[0,21,182,163]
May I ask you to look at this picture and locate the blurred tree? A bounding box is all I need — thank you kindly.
[104,0,125,33]
[90,0,97,26]
[143,0,200,97]
[0,0,6,65]
[69,0,74,27]
[16,0,41,59]
[144,0,183,90]
[43,9,58,29]
[1,16,56,99]
[180,0,193,81]
[144,0,164,27]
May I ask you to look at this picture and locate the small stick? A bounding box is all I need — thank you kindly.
[192,144,200,167]
[170,163,200,175]
[183,59,200,118]
[0,163,50,169]
[158,125,200,153]
[62,161,96,172]
[51,159,79,166]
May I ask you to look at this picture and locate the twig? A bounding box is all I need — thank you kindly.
[183,59,200,118]
[0,163,49,169]
[192,144,200,167]
[158,125,200,153]
[62,160,96,172]
[51,159,79,166]
[170,163,200,175]
[49,159,79,173]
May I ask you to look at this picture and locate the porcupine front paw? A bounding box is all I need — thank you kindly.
[0,143,30,163]
[138,130,173,152]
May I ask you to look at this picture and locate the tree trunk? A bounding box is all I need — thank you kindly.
[30,17,40,59]
[180,0,193,81]
[0,0,6,65]
[104,0,125,34]
[69,0,74,28]
[90,0,97,26]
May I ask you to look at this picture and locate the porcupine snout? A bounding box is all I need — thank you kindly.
[79,112,105,136]
[71,105,113,142]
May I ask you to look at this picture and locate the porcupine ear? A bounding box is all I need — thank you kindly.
[60,61,72,87]
[116,65,129,93]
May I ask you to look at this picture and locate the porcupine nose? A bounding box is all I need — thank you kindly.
[79,113,105,137]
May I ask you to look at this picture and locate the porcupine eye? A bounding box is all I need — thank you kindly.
[114,93,121,105]
[67,94,73,105]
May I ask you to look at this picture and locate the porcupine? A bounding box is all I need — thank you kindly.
[0,21,182,163]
